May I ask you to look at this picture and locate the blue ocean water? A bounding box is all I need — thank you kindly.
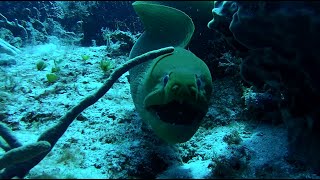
[0,1,319,179]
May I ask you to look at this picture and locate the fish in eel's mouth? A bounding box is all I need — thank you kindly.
[147,100,205,125]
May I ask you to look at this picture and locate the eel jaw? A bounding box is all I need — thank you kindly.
[146,100,205,126]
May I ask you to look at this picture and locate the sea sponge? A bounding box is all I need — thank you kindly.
[46,73,58,83]
[208,1,320,174]
[36,60,47,71]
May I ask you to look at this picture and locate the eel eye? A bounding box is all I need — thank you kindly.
[163,74,169,86]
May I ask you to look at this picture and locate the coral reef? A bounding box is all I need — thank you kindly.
[209,1,320,174]
[0,1,142,47]
[0,1,319,179]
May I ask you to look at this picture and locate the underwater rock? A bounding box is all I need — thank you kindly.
[0,28,22,48]
[207,1,238,36]
[209,1,320,174]
[0,55,16,66]
[102,29,139,57]
[0,38,21,55]
[210,145,250,178]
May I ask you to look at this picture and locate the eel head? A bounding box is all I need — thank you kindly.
[143,49,213,143]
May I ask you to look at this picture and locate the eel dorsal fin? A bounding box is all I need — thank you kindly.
[129,1,195,58]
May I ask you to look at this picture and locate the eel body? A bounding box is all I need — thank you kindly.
[129,1,213,143]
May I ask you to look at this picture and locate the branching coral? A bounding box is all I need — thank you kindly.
[0,13,28,42]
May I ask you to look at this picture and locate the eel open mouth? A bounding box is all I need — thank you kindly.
[148,100,203,125]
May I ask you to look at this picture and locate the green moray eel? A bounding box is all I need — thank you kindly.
[129,1,213,143]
